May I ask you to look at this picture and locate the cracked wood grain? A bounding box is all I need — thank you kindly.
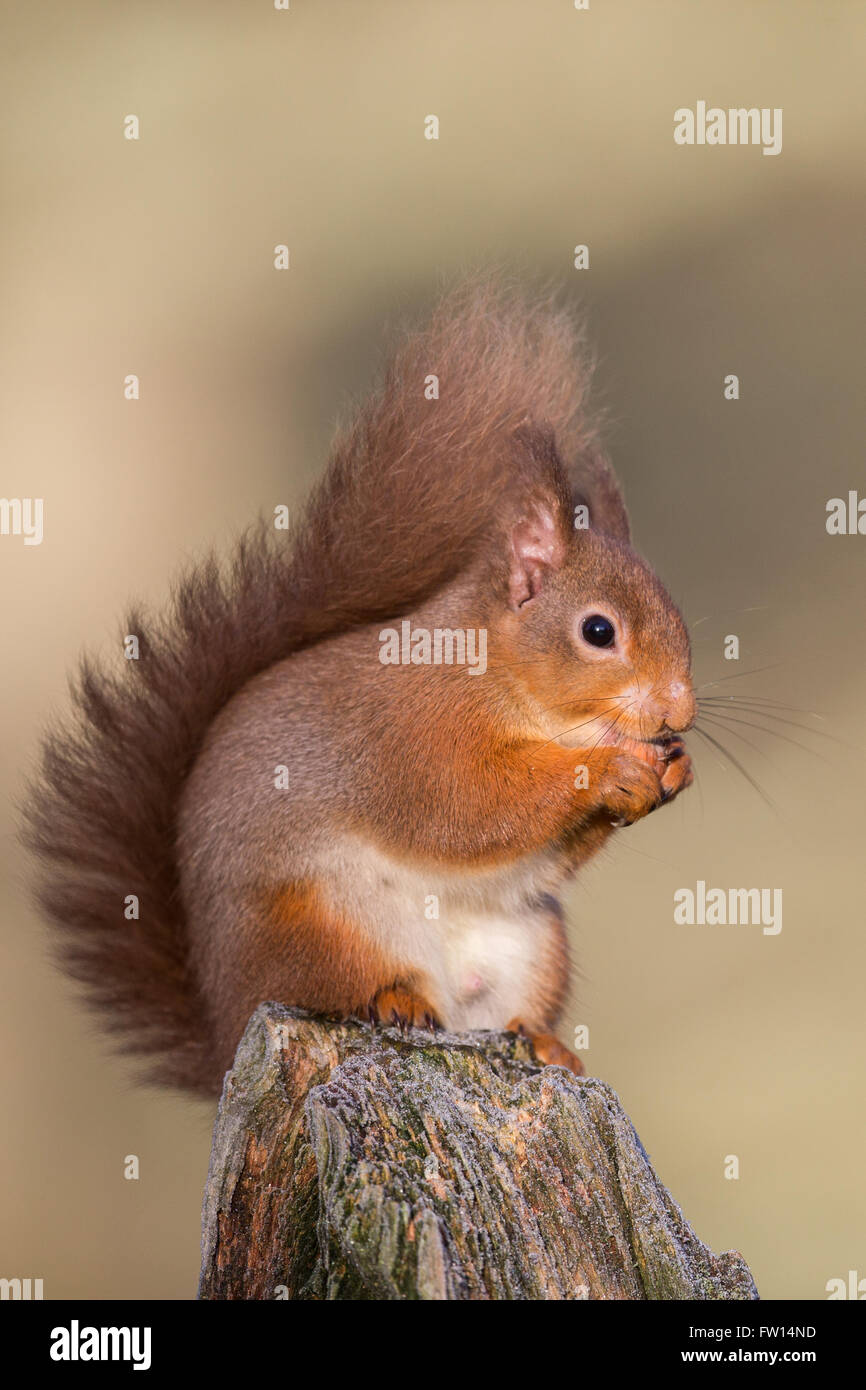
[198,1004,758,1301]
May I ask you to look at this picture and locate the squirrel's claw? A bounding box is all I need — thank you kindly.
[368,986,441,1034]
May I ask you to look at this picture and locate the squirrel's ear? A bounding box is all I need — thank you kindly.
[571,447,630,543]
[508,499,568,609]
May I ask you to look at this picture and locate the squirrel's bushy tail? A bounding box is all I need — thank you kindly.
[22,276,623,1095]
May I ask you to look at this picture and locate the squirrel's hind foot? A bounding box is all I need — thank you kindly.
[506,1019,585,1076]
[366,986,441,1035]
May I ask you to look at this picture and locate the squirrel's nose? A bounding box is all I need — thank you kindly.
[659,680,696,733]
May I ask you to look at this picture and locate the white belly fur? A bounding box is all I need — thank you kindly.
[308,831,571,1029]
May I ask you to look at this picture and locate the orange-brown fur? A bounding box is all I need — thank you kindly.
[263,883,408,1016]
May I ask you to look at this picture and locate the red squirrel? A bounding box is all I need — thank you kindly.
[24,279,694,1097]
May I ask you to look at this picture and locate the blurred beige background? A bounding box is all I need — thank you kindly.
[2,0,864,1300]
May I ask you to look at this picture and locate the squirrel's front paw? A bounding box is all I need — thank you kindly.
[658,736,694,805]
[598,750,664,827]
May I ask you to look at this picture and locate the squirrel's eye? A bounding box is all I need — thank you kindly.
[581,614,616,648]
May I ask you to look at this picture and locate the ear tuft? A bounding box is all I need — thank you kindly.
[571,447,630,542]
[509,500,567,608]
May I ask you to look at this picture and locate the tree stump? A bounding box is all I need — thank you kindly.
[198,1004,758,1301]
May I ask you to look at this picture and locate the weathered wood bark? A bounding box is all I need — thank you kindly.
[198,1003,758,1301]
